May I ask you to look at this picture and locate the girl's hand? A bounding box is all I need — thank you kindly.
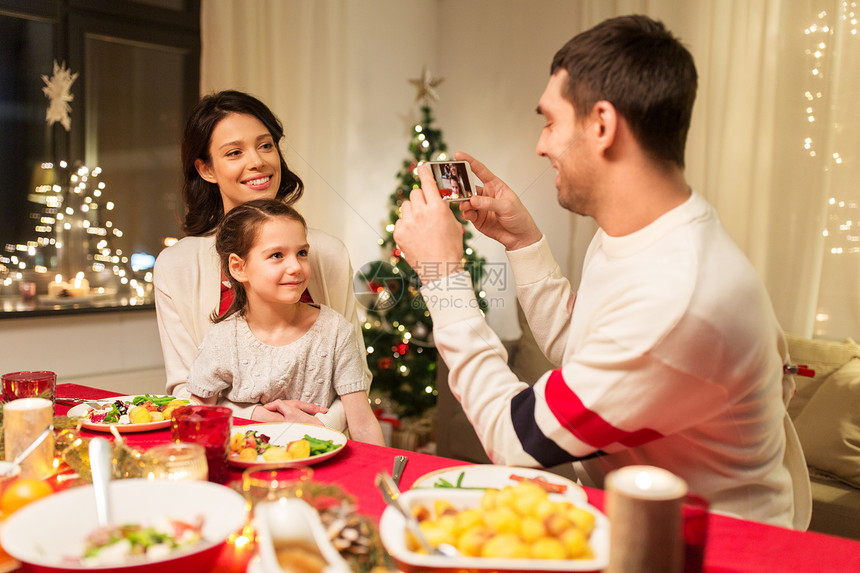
[255,399,327,426]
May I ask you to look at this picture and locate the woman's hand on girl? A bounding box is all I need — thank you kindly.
[252,399,328,425]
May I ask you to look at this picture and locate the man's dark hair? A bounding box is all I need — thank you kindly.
[551,15,697,167]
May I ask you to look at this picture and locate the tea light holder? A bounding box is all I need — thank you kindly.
[144,442,209,481]
[606,465,687,573]
[3,397,54,479]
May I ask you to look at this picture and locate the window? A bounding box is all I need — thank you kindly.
[0,0,200,316]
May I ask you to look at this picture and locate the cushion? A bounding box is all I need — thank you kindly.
[793,357,860,489]
[784,335,860,420]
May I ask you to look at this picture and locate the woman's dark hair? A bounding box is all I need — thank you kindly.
[551,15,697,168]
[213,198,307,322]
[181,90,304,236]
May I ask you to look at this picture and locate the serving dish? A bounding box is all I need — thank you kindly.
[250,498,350,573]
[66,395,187,433]
[411,464,587,502]
[379,487,609,573]
[228,423,347,468]
[0,479,247,572]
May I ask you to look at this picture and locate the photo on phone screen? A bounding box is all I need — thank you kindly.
[424,160,474,202]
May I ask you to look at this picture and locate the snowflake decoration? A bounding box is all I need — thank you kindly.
[41,60,79,131]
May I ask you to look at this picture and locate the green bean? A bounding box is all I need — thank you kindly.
[303,434,337,455]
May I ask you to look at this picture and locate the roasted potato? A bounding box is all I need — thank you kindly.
[407,481,596,560]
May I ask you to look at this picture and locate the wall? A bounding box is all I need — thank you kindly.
[0,310,165,396]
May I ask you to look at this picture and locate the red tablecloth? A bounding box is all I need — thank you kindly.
[30,384,860,572]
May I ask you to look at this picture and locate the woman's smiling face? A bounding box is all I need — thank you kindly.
[195,112,283,213]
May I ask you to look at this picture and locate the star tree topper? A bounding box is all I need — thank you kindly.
[42,60,79,132]
[409,66,444,106]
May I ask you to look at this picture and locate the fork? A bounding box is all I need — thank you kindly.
[56,397,115,409]
[375,472,459,557]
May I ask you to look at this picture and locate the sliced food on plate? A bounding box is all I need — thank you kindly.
[228,423,347,468]
[66,395,191,432]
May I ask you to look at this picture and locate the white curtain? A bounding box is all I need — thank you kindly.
[200,0,859,341]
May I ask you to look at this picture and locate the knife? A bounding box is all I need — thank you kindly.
[392,455,407,486]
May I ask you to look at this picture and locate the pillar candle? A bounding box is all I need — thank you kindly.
[68,272,90,297]
[47,274,68,297]
[606,465,687,573]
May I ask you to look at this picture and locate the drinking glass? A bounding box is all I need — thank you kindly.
[3,397,54,479]
[683,494,710,573]
[170,405,231,484]
[1,371,57,412]
[241,466,313,507]
[144,442,209,481]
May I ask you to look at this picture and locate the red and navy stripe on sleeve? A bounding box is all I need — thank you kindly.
[511,370,663,465]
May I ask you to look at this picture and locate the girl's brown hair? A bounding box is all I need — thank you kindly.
[213,198,307,322]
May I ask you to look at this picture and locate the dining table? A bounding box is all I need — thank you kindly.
[3,382,859,573]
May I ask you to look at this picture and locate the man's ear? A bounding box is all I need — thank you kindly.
[592,100,618,155]
[195,158,218,184]
[228,253,249,284]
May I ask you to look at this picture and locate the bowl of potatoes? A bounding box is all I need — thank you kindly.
[379,480,609,572]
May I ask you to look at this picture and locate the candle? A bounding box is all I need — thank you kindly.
[47,274,68,297]
[3,397,54,479]
[606,465,687,573]
[67,272,90,297]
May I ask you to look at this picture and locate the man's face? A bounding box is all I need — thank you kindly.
[536,70,595,215]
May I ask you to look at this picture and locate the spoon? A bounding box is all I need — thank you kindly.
[4,424,54,474]
[89,437,114,527]
[375,472,459,557]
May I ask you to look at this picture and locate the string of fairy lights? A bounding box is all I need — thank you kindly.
[804,3,858,255]
[1,161,152,299]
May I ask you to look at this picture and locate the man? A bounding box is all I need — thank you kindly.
[394,15,810,528]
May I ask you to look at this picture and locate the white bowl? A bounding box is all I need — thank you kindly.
[0,479,248,572]
[253,498,350,573]
[379,488,610,573]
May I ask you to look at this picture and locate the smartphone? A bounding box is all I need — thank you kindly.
[420,160,475,202]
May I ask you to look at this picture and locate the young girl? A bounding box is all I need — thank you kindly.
[187,199,384,445]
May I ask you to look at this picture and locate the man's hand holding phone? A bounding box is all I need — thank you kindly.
[453,152,542,252]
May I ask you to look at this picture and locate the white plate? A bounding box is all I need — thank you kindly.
[411,464,587,502]
[229,422,347,468]
[379,488,609,572]
[66,395,189,433]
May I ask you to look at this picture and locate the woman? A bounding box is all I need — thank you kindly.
[154,90,369,428]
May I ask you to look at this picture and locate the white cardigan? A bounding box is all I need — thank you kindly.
[153,228,370,429]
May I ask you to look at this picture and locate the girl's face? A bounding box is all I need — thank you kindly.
[229,217,310,307]
[195,113,282,213]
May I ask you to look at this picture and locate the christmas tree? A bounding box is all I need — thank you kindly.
[358,68,488,419]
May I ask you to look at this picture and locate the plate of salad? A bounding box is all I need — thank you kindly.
[228,423,347,468]
[66,395,191,433]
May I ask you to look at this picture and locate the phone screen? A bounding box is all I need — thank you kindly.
[424,161,474,202]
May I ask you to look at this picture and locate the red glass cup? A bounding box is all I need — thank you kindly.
[1,371,57,412]
[170,405,232,484]
[683,494,710,573]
